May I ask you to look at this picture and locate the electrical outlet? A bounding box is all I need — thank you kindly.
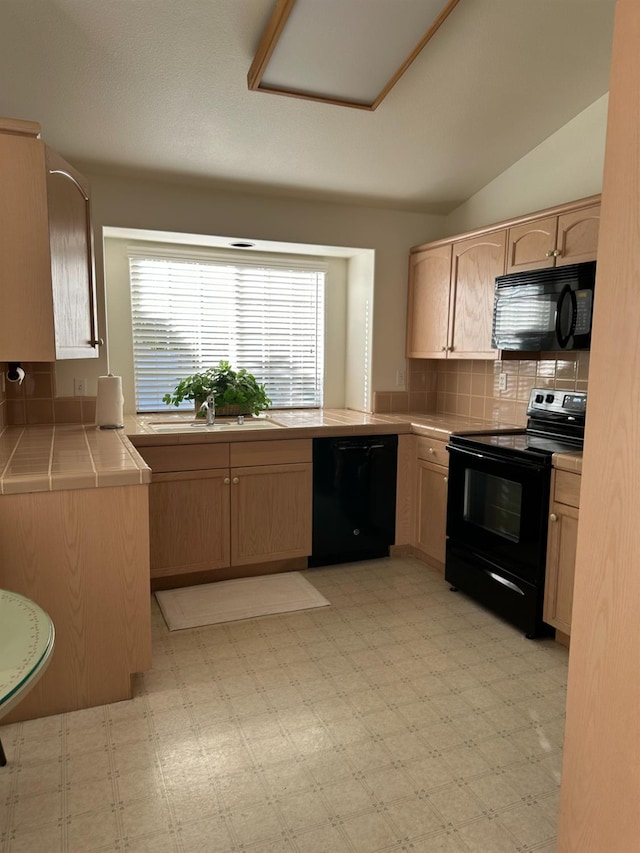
[74,378,87,396]
[395,368,405,387]
[499,373,508,392]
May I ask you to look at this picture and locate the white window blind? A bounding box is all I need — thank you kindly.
[128,248,325,412]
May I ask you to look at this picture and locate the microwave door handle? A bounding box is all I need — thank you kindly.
[555,285,578,348]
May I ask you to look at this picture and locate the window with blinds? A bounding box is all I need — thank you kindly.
[128,248,326,412]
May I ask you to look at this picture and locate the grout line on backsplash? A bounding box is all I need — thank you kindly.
[374,354,589,425]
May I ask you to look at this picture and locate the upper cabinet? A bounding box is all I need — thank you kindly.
[406,232,505,360]
[0,118,99,362]
[506,202,600,274]
[407,195,601,360]
[449,231,506,359]
[406,245,452,358]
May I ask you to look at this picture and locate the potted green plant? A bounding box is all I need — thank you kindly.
[162,360,272,417]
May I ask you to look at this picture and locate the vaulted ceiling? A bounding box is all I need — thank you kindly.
[0,0,616,213]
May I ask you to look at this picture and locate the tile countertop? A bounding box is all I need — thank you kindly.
[0,424,151,495]
[552,450,583,473]
[0,409,581,494]
[126,409,503,446]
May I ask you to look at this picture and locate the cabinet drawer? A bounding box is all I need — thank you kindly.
[554,470,581,508]
[230,439,312,467]
[138,442,230,473]
[416,437,449,467]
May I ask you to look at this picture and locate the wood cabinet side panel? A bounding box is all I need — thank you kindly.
[0,486,151,720]
[0,134,55,361]
[395,434,416,546]
[558,4,640,849]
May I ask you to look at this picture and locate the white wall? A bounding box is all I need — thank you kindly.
[444,95,609,236]
[346,252,375,411]
[55,175,441,405]
[54,96,609,405]
[103,237,351,414]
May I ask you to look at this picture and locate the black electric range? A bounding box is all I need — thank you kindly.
[445,388,586,637]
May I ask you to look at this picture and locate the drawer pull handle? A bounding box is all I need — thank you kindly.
[232,477,240,485]
[550,513,558,522]
[429,447,435,454]
[224,477,230,485]
[443,476,448,483]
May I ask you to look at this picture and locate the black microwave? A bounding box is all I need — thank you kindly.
[492,261,596,352]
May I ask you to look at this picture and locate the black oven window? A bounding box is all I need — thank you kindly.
[463,471,522,543]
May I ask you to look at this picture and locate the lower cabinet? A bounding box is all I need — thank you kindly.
[413,437,449,569]
[230,462,312,566]
[150,471,231,575]
[544,469,581,636]
[0,484,151,721]
[142,439,313,578]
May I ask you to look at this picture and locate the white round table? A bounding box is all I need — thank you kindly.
[0,589,55,766]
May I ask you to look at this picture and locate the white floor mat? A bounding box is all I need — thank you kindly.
[155,572,330,630]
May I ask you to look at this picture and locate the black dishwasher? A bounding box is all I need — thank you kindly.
[309,435,397,567]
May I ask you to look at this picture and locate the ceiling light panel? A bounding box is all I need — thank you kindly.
[249,0,459,110]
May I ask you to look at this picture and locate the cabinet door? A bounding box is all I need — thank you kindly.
[0,131,56,361]
[543,502,579,635]
[149,470,231,577]
[415,460,448,568]
[449,231,505,358]
[506,216,558,273]
[406,245,452,358]
[46,149,99,359]
[231,463,312,565]
[555,204,600,266]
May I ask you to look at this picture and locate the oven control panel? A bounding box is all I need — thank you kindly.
[527,388,587,417]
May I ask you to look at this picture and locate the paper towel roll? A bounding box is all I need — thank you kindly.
[96,374,124,429]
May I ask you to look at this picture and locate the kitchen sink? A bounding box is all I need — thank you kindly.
[146,419,284,433]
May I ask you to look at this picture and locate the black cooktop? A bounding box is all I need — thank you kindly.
[448,429,582,464]
[448,387,586,465]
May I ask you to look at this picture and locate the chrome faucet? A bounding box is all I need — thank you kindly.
[199,394,216,425]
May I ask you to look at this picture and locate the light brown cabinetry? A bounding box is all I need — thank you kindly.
[406,232,505,360]
[407,195,601,361]
[0,485,151,722]
[414,437,449,569]
[143,439,313,578]
[506,203,600,273]
[449,231,506,358]
[150,470,231,575]
[406,245,452,358]
[544,469,581,636]
[0,118,99,361]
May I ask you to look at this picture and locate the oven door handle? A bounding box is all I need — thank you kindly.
[447,445,546,472]
[484,569,526,596]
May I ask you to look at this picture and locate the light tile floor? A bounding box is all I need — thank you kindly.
[0,557,568,853]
